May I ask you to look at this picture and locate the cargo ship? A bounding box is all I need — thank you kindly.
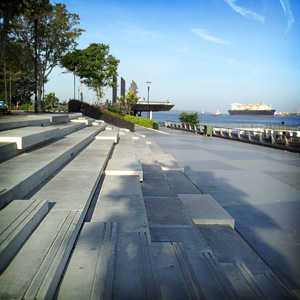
[228,103,276,117]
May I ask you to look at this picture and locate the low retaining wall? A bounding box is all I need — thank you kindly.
[68,100,134,132]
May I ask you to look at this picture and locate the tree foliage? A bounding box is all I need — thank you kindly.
[125,91,139,114]
[61,43,119,105]
[179,112,199,125]
[44,92,59,110]
[5,0,84,111]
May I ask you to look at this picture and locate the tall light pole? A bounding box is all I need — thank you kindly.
[146,81,151,119]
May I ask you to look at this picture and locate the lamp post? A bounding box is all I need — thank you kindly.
[146,81,151,119]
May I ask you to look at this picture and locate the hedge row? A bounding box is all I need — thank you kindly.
[124,115,159,129]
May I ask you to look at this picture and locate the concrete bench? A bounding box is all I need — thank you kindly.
[95,129,119,144]
[0,126,104,209]
[0,199,48,273]
[178,194,235,228]
[0,141,17,162]
[0,210,82,300]
[0,126,59,149]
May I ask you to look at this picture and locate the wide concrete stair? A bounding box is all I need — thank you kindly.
[0,117,298,300]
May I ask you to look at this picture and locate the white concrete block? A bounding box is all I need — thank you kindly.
[95,130,119,143]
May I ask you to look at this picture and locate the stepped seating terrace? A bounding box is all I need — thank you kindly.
[0,113,297,300]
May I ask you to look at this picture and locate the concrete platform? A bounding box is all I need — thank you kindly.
[179,194,235,228]
[105,159,143,181]
[0,126,59,149]
[0,199,48,273]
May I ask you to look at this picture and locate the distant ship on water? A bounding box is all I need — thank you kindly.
[228,103,276,117]
[213,110,221,116]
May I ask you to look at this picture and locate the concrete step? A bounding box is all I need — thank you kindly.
[178,194,235,228]
[113,231,162,300]
[152,241,206,300]
[0,126,60,149]
[0,117,50,131]
[222,262,298,300]
[0,141,17,162]
[105,159,143,181]
[30,139,114,212]
[0,210,82,300]
[57,222,118,300]
[0,126,104,209]
[0,199,48,273]
[95,128,119,144]
[70,117,94,126]
[91,175,149,233]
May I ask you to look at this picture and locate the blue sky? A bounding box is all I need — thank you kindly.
[46,0,300,113]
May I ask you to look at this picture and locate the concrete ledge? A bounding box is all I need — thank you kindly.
[0,126,59,149]
[105,159,143,181]
[0,142,17,162]
[0,199,48,273]
[95,129,119,144]
[57,222,117,300]
[0,210,82,300]
[48,114,69,124]
[178,194,235,228]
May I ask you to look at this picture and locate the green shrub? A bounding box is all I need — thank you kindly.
[20,103,35,111]
[124,115,159,129]
[179,112,199,125]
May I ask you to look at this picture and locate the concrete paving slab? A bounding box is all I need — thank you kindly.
[0,199,48,273]
[141,178,177,197]
[185,170,300,207]
[155,154,184,171]
[226,201,300,288]
[144,196,195,227]
[0,126,59,149]
[99,175,143,197]
[105,159,143,181]
[165,171,202,194]
[0,210,81,300]
[152,242,206,300]
[178,194,235,228]
[113,232,162,300]
[57,222,117,300]
[91,195,149,233]
[141,159,167,180]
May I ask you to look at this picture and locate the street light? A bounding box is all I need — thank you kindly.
[146,81,151,119]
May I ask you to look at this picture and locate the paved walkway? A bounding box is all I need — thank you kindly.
[135,125,300,293]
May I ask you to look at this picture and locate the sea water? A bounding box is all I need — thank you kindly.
[141,111,300,129]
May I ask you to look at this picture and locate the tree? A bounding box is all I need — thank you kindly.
[61,43,119,105]
[0,0,27,68]
[44,92,59,110]
[179,112,199,125]
[125,91,139,114]
[9,0,84,112]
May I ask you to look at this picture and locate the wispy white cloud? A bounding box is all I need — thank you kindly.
[191,28,231,45]
[224,0,265,23]
[279,0,294,36]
